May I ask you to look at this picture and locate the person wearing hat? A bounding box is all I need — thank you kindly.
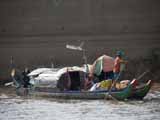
[113,51,126,81]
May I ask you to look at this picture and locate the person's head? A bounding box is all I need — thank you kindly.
[116,51,123,58]
[24,67,30,73]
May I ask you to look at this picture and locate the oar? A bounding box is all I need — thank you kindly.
[4,82,14,86]
[5,68,16,87]
[136,70,150,81]
[107,72,122,101]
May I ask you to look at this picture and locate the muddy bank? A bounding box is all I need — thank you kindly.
[0,86,16,98]
[150,82,160,92]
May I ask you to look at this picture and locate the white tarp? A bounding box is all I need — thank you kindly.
[28,66,85,87]
[28,68,59,76]
[28,68,59,87]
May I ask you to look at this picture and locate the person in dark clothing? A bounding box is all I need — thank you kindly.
[22,68,31,88]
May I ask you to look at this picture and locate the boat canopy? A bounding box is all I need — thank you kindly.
[92,55,114,76]
[57,66,87,91]
[28,66,86,88]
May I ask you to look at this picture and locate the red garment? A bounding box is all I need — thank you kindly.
[113,57,121,73]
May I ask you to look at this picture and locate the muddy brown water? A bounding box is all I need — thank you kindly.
[0,85,160,120]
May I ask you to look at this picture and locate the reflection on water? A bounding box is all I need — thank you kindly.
[0,91,160,120]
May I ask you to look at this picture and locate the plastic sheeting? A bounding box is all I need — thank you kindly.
[28,66,85,88]
[92,55,114,76]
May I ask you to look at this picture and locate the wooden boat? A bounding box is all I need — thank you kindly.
[128,80,152,99]
[15,80,136,101]
[11,67,142,100]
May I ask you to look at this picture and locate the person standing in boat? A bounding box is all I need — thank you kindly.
[22,67,31,88]
[113,51,127,81]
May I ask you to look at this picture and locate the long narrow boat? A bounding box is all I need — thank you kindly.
[11,67,136,101]
[15,80,135,101]
[128,80,152,99]
[11,67,150,100]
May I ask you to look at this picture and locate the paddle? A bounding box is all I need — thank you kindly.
[66,42,84,51]
[107,57,127,100]
[5,56,16,87]
[104,72,122,101]
[136,70,150,81]
[4,82,14,86]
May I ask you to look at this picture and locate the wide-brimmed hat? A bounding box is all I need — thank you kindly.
[116,51,123,56]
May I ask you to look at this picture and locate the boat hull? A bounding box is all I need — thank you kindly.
[15,80,133,101]
[128,80,152,100]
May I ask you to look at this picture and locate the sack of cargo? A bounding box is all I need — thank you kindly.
[99,79,112,90]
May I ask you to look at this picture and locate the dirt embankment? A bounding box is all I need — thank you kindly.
[151,82,160,91]
[0,86,16,97]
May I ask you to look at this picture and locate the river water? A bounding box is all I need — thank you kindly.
[0,87,160,120]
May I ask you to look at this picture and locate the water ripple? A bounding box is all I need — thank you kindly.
[0,91,160,120]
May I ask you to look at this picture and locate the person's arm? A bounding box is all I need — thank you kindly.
[114,58,120,68]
